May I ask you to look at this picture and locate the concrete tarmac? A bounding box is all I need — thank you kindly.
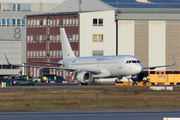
[0,109,180,120]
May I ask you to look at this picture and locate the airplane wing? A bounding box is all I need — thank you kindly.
[4,54,63,70]
[32,61,63,65]
[143,54,176,70]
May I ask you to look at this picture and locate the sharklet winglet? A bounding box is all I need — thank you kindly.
[4,53,11,65]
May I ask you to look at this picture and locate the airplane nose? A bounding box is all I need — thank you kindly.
[136,64,143,74]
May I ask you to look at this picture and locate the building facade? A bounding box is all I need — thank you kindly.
[0,0,65,76]
[26,12,79,78]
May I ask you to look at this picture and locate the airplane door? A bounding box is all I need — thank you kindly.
[118,57,124,69]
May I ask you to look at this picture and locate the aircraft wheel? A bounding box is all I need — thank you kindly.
[133,82,138,86]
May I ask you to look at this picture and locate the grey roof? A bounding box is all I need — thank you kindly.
[49,0,114,13]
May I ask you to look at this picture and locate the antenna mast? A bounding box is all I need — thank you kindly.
[78,0,82,11]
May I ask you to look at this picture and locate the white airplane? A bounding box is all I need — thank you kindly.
[4,28,176,85]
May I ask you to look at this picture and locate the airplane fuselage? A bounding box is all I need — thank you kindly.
[59,55,143,78]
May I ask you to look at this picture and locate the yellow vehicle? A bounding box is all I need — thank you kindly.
[149,71,180,85]
[116,81,151,86]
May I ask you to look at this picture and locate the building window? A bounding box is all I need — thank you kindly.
[93,35,103,42]
[17,19,20,26]
[93,50,103,56]
[76,18,78,26]
[33,51,36,58]
[99,19,103,26]
[69,19,72,27]
[40,19,43,27]
[27,35,30,43]
[27,51,30,58]
[69,34,72,42]
[66,19,69,27]
[73,19,75,26]
[12,19,16,26]
[31,19,33,28]
[2,19,6,26]
[12,4,16,11]
[37,51,39,58]
[57,19,59,27]
[43,50,46,58]
[0,4,1,11]
[73,35,75,42]
[31,35,33,43]
[43,18,46,27]
[60,50,62,58]
[7,19,10,26]
[53,51,56,58]
[28,19,30,28]
[37,19,39,27]
[33,35,36,43]
[76,34,79,42]
[0,19,1,26]
[60,19,63,27]
[57,35,59,43]
[31,51,33,58]
[37,35,39,43]
[17,4,21,11]
[50,50,53,58]
[43,35,46,43]
[54,35,56,43]
[50,35,53,43]
[40,51,42,58]
[12,4,21,11]
[63,19,66,27]
[34,19,36,28]
[57,51,59,58]
[93,18,103,26]
[50,19,53,27]
[40,35,42,43]
[53,19,56,27]
[22,19,25,26]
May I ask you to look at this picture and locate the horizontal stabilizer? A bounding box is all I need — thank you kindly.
[32,61,63,65]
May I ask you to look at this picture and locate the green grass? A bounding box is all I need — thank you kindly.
[0,86,180,111]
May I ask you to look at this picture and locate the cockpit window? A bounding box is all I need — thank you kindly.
[126,60,140,64]
[132,60,136,63]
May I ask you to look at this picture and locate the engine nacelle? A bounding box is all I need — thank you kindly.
[76,71,93,84]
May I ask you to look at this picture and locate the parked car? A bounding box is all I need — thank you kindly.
[1,79,14,86]
[12,78,38,86]
[48,76,66,83]
[32,77,41,82]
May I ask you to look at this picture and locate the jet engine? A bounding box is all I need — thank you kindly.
[76,71,93,85]
[134,72,147,82]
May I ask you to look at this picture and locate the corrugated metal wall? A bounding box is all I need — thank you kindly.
[135,20,149,68]
[166,21,180,71]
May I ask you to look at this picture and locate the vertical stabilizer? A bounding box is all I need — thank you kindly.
[60,28,76,59]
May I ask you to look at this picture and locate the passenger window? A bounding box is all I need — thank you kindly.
[157,72,159,74]
[161,72,164,74]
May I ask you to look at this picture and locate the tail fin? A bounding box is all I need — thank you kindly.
[60,28,76,59]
